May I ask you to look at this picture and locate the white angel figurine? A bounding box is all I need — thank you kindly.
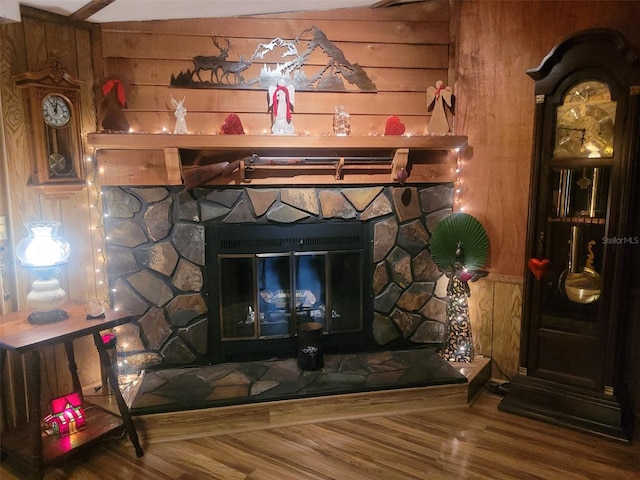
[333,105,351,136]
[268,78,295,135]
[171,96,188,134]
[426,81,454,135]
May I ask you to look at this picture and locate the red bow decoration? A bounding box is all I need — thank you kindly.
[102,79,126,107]
[527,258,550,281]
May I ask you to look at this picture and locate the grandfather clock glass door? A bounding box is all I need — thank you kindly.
[499,29,640,442]
[536,81,614,390]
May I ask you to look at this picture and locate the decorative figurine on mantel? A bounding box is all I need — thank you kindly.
[268,78,295,135]
[333,105,351,136]
[100,78,129,132]
[171,96,188,134]
[426,80,454,135]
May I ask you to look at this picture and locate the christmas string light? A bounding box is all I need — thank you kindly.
[85,151,110,303]
[86,152,135,389]
[452,148,465,212]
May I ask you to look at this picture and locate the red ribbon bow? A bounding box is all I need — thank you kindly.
[102,79,126,107]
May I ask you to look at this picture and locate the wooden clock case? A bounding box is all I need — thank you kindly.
[499,29,640,442]
[14,61,86,198]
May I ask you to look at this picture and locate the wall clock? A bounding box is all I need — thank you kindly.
[499,29,640,443]
[14,62,86,197]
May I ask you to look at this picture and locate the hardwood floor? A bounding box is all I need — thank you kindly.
[2,393,638,479]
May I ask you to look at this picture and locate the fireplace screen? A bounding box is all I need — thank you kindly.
[207,222,371,362]
[219,250,362,340]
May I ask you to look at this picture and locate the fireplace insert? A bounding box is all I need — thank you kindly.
[205,222,374,363]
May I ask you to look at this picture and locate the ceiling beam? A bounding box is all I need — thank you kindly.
[69,0,115,21]
[370,0,425,8]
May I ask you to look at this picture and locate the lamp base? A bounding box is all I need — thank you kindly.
[28,309,68,324]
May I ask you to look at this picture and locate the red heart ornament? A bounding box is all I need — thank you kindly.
[527,258,550,281]
[384,116,405,136]
[459,270,473,282]
[220,114,245,134]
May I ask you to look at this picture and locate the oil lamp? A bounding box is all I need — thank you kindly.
[15,221,71,324]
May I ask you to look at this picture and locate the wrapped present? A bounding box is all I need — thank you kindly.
[44,392,86,436]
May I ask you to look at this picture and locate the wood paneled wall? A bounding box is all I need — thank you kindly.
[456,0,640,276]
[0,7,103,421]
[1,0,639,434]
[468,276,522,381]
[94,2,452,136]
[456,0,640,431]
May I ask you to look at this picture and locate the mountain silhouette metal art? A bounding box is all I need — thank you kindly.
[170,27,377,93]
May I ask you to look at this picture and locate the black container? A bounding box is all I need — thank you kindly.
[297,322,324,370]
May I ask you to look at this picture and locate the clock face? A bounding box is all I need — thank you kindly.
[42,94,71,127]
[553,82,616,159]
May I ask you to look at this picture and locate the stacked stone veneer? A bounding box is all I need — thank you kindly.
[103,184,453,371]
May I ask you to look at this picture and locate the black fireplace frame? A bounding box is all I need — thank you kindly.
[205,221,375,364]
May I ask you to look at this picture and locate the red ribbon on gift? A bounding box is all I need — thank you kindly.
[102,79,126,107]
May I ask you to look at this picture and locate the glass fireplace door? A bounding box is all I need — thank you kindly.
[218,250,363,342]
[257,252,329,338]
[258,253,293,337]
[219,255,256,340]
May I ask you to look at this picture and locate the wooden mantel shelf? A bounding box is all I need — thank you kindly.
[86,133,469,151]
[86,133,470,187]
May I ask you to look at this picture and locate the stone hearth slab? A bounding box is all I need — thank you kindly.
[129,348,467,415]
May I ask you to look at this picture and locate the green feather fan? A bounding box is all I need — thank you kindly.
[429,213,489,271]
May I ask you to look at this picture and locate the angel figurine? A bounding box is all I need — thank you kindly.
[333,105,351,136]
[268,78,295,135]
[171,96,188,134]
[426,80,454,135]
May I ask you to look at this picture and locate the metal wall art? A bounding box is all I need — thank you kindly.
[170,27,377,92]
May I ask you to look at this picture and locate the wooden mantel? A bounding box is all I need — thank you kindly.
[86,133,470,187]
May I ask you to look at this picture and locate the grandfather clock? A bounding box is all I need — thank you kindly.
[499,29,640,442]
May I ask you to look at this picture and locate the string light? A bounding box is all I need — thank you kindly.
[85,152,110,302]
[452,148,465,212]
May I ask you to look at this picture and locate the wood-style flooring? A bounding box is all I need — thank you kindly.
[1,393,637,479]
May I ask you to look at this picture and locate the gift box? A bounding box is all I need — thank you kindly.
[44,392,86,436]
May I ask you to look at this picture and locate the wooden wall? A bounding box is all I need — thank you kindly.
[94,2,452,136]
[456,0,640,428]
[456,0,640,277]
[1,0,639,433]
[0,7,103,422]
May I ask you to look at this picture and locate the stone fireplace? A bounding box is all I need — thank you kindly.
[102,183,453,372]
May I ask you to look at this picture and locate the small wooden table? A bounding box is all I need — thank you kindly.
[0,302,143,479]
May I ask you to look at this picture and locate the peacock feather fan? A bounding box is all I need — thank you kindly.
[429,213,489,272]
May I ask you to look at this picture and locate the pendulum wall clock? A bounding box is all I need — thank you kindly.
[499,29,640,442]
[14,61,86,197]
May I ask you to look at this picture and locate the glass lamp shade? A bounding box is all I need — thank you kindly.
[15,221,71,268]
[15,221,71,323]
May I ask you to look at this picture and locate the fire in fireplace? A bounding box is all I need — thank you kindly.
[206,222,374,363]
